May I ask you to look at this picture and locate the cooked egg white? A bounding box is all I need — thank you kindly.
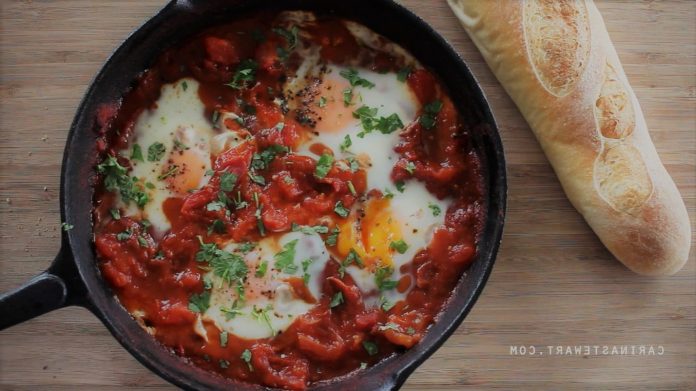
[117,78,215,234]
[202,231,330,339]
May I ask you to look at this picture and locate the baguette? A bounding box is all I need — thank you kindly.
[447,0,691,275]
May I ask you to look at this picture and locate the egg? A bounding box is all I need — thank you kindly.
[117,78,215,233]
[202,231,331,339]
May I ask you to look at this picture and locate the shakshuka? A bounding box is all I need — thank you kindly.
[92,10,485,390]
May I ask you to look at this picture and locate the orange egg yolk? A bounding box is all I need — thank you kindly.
[165,149,207,194]
[337,197,402,269]
[314,75,358,133]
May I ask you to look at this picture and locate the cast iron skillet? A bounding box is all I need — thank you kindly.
[0,0,506,389]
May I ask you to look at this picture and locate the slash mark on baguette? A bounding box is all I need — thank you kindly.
[595,63,635,139]
[594,141,653,214]
[523,0,590,97]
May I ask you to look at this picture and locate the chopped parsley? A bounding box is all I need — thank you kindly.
[375,265,398,291]
[116,230,132,241]
[251,304,274,334]
[147,142,166,162]
[188,290,211,313]
[181,81,188,91]
[137,236,149,247]
[196,237,248,288]
[419,100,443,129]
[395,180,405,193]
[61,222,74,231]
[301,258,314,284]
[343,87,353,106]
[291,223,329,235]
[237,242,257,254]
[314,153,334,179]
[248,171,266,186]
[255,260,268,278]
[157,165,179,180]
[241,349,253,371]
[330,292,344,308]
[219,331,228,347]
[380,296,395,312]
[334,201,350,218]
[219,172,238,192]
[208,219,226,235]
[404,161,416,174]
[353,106,404,137]
[338,249,364,278]
[318,96,327,108]
[219,359,230,369]
[221,300,243,320]
[340,69,375,89]
[272,25,299,50]
[340,135,352,152]
[346,157,360,172]
[389,240,409,254]
[97,156,150,208]
[274,239,299,274]
[325,227,340,246]
[109,208,121,220]
[130,144,144,162]
[362,341,379,356]
[347,181,357,196]
[428,202,441,217]
[397,66,412,82]
[251,145,288,171]
[255,197,265,236]
[225,59,258,89]
[383,188,395,199]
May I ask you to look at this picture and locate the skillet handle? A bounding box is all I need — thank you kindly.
[0,245,87,330]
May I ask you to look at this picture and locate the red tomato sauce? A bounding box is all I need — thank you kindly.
[93,12,485,390]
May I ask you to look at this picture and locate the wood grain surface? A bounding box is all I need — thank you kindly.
[0,1,694,390]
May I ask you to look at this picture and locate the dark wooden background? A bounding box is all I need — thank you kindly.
[1,1,694,390]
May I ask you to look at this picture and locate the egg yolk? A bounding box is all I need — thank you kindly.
[337,197,402,269]
[314,75,357,133]
[165,149,207,194]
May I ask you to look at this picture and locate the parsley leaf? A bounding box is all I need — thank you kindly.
[419,100,443,129]
[343,88,353,107]
[196,237,248,288]
[397,66,412,82]
[61,222,74,231]
[241,349,253,371]
[188,290,211,313]
[248,171,266,186]
[301,258,314,284]
[340,69,375,89]
[291,223,329,235]
[109,208,121,220]
[375,265,398,291]
[116,230,132,241]
[97,156,150,208]
[251,145,288,171]
[274,239,298,274]
[208,219,226,235]
[362,341,379,356]
[395,180,405,193]
[330,292,344,308]
[147,142,166,162]
[334,201,350,218]
[338,249,363,278]
[340,135,352,152]
[353,106,403,136]
[389,239,409,254]
[255,260,268,278]
[220,331,228,347]
[130,144,144,162]
[226,59,258,89]
[428,202,441,217]
[251,304,275,334]
[404,161,416,174]
[219,172,238,192]
[325,227,340,246]
[237,242,257,254]
[318,96,327,108]
[314,153,334,179]
[272,25,299,50]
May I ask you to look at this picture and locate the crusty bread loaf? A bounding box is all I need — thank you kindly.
[447,0,691,275]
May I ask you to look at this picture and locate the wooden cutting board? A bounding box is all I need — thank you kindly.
[0,1,694,390]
